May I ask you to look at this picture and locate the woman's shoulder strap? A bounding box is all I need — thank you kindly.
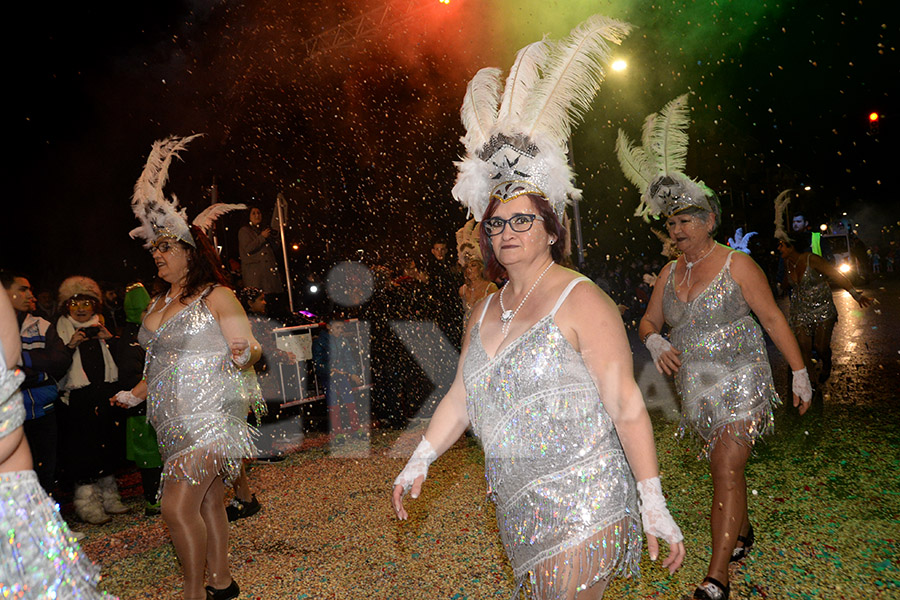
[549,276,591,317]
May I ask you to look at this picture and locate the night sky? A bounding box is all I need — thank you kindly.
[5,0,894,293]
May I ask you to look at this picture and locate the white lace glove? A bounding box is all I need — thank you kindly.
[232,345,252,367]
[644,333,673,367]
[637,477,683,546]
[393,437,438,497]
[113,390,145,408]
[792,367,813,403]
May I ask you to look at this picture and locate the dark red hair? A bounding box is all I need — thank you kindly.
[479,194,569,283]
[174,225,231,303]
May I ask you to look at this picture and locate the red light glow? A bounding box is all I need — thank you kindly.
[869,112,879,122]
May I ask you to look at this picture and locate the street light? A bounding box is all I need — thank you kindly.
[611,59,627,72]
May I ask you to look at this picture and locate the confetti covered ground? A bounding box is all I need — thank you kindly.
[78,285,898,599]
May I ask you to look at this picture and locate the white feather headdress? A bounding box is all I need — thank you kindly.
[452,15,632,221]
[616,94,717,220]
[130,134,246,247]
[773,189,793,243]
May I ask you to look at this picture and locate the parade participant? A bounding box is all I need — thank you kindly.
[619,95,813,600]
[0,284,113,598]
[393,17,685,600]
[774,191,872,384]
[55,276,129,525]
[456,220,498,322]
[113,135,260,600]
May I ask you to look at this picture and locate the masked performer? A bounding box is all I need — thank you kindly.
[620,95,813,600]
[113,135,260,600]
[392,17,685,600]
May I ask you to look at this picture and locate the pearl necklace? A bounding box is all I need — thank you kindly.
[499,262,554,337]
[679,242,716,288]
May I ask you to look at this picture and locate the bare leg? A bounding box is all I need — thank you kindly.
[160,458,232,599]
[812,317,836,383]
[706,431,752,587]
[231,462,252,502]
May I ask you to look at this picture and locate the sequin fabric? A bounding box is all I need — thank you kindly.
[787,257,837,328]
[138,291,259,493]
[463,279,641,599]
[663,253,780,459]
[0,340,112,598]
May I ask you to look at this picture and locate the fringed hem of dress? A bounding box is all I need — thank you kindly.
[512,515,642,600]
[678,400,779,460]
[157,428,257,497]
[0,470,115,599]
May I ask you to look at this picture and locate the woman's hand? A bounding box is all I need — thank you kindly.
[645,333,682,375]
[230,338,253,367]
[637,477,686,575]
[792,368,813,415]
[67,329,88,349]
[110,389,145,408]
[97,325,113,340]
[392,477,424,521]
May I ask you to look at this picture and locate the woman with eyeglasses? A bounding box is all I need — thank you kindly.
[394,192,685,598]
[55,276,130,525]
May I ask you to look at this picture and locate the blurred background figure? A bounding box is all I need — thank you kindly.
[313,317,364,438]
[55,276,129,524]
[458,258,497,323]
[238,207,285,314]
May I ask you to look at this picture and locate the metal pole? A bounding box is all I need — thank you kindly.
[276,193,295,313]
[567,136,585,270]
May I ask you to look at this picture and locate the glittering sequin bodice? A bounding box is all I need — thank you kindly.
[788,259,837,327]
[463,285,639,581]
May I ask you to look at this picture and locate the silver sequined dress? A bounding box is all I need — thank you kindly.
[464,278,641,599]
[0,339,112,598]
[663,252,780,457]
[788,255,837,329]
[139,289,259,492]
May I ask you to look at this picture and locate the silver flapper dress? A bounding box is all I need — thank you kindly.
[463,278,641,599]
[138,289,259,492]
[788,255,837,329]
[0,339,112,598]
[663,252,780,458]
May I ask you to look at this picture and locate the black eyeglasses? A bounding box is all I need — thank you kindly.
[483,214,544,236]
[149,240,174,254]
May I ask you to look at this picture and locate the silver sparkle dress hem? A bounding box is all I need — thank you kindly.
[788,256,838,329]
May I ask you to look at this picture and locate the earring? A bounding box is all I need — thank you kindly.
[549,238,556,245]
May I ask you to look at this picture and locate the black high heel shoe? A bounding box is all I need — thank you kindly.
[206,579,239,600]
[693,577,730,600]
[730,524,755,563]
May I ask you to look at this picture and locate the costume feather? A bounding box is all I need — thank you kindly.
[193,203,248,236]
[460,68,502,154]
[773,189,793,242]
[615,129,652,192]
[130,134,203,245]
[496,39,549,130]
[727,228,757,253]
[522,15,631,144]
[648,94,690,176]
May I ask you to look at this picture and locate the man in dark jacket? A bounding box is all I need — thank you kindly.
[1,270,72,495]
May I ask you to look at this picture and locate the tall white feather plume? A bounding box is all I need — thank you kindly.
[521,15,631,144]
[773,189,793,242]
[193,203,248,236]
[648,94,690,175]
[615,129,652,192]
[727,228,758,253]
[130,134,203,246]
[496,39,549,130]
[460,67,502,154]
